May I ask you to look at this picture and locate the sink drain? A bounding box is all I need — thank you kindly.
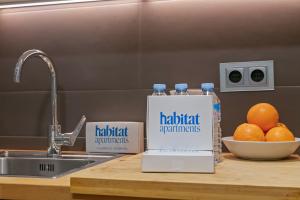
[39,163,55,172]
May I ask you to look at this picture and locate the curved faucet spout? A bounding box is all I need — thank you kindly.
[14,49,56,83]
[14,49,58,127]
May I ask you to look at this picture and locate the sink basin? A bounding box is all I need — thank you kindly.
[0,150,120,178]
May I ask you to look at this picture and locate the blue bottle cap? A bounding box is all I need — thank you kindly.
[175,83,188,91]
[201,83,214,90]
[153,84,166,92]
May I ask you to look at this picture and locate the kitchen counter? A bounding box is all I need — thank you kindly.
[1,153,300,200]
[70,153,300,200]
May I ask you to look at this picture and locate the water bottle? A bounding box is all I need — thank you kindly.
[152,84,167,96]
[175,83,189,95]
[201,83,222,164]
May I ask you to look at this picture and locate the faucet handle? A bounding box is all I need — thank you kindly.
[63,115,86,146]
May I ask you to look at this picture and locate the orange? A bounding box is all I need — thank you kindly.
[247,103,279,132]
[265,127,295,142]
[276,122,288,129]
[233,123,265,141]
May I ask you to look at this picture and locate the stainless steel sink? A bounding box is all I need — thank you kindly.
[0,150,121,178]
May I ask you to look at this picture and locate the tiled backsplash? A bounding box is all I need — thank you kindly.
[0,0,300,150]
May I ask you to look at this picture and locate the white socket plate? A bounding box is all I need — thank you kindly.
[220,60,274,92]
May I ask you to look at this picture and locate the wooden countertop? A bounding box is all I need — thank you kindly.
[70,153,300,200]
[1,153,300,200]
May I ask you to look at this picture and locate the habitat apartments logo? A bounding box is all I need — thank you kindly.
[159,112,201,134]
[95,125,129,144]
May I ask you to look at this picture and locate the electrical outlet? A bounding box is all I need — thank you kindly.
[220,60,274,92]
[226,67,244,86]
[249,66,267,86]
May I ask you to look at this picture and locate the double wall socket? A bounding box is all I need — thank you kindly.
[220,60,274,92]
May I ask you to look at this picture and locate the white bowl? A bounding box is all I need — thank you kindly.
[222,136,300,160]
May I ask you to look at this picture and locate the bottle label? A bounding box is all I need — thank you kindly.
[213,103,221,112]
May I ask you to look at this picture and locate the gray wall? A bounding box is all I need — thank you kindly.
[0,0,300,150]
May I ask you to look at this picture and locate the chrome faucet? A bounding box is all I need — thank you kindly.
[14,49,86,157]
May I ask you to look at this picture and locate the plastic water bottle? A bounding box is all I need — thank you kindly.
[152,84,167,96]
[175,83,189,95]
[201,83,222,164]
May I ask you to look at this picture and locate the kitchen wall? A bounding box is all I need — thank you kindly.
[0,0,300,150]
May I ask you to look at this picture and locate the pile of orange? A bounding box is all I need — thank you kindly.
[233,103,295,142]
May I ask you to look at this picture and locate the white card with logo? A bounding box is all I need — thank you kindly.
[86,122,144,153]
[147,95,213,151]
